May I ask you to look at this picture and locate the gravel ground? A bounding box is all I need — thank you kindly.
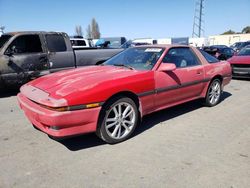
[0,79,249,188]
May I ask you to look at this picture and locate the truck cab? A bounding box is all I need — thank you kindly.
[0,32,75,87]
[0,31,123,88]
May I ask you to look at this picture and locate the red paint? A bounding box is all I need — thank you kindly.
[18,93,101,137]
[18,45,232,138]
[228,55,250,65]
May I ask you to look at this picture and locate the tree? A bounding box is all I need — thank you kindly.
[0,26,5,34]
[86,25,91,38]
[242,26,250,34]
[75,25,83,37]
[90,18,101,39]
[221,30,236,35]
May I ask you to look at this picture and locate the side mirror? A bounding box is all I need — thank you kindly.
[158,63,176,72]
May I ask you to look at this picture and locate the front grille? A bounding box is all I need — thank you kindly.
[232,64,250,68]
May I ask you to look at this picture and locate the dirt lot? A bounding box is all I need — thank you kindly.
[0,79,249,188]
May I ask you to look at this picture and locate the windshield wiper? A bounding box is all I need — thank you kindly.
[113,64,135,70]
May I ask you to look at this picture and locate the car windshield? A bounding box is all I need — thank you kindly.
[231,42,241,48]
[238,46,250,56]
[0,34,12,49]
[104,47,164,70]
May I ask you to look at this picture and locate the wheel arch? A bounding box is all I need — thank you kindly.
[97,90,142,127]
[211,75,223,83]
[103,90,140,111]
[201,75,223,98]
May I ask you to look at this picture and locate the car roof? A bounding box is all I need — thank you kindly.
[134,44,192,48]
[4,31,66,35]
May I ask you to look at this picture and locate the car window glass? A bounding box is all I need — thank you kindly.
[6,35,42,54]
[78,40,86,46]
[199,50,219,63]
[46,34,66,52]
[0,35,12,49]
[162,47,200,68]
[238,47,250,56]
[104,47,164,70]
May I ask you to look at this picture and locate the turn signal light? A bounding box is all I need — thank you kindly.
[86,103,100,108]
[39,103,101,112]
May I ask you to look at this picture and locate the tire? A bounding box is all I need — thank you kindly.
[204,79,222,107]
[96,97,139,144]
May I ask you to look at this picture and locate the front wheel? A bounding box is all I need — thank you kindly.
[205,79,222,107]
[96,97,139,144]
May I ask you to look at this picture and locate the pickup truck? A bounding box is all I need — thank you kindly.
[0,31,123,88]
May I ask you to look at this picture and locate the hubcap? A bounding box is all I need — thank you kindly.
[105,102,136,139]
[208,81,221,105]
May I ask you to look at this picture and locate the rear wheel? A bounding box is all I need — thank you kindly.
[205,79,222,107]
[96,97,139,144]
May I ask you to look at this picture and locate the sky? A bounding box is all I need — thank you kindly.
[0,0,250,39]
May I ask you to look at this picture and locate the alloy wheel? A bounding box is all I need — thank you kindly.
[105,102,136,139]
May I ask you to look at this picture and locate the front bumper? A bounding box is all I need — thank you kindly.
[231,65,250,78]
[18,93,101,138]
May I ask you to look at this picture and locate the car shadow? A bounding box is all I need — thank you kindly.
[0,88,19,98]
[134,91,232,137]
[60,91,232,151]
[232,77,250,81]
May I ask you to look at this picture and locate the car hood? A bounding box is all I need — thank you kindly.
[228,55,250,65]
[28,65,150,99]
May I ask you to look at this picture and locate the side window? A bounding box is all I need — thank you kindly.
[162,47,200,68]
[46,34,66,52]
[6,35,42,54]
[199,50,219,63]
[77,40,86,46]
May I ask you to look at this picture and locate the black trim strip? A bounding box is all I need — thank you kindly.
[138,90,155,97]
[138,78,211,97]
[69,102,104,111]
[156,78,211,94]
[29,98,104,111]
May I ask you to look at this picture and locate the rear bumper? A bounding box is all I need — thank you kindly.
[17,93,101,138]
[231,65,250,78]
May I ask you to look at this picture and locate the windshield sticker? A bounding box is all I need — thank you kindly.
[145,48,162,52]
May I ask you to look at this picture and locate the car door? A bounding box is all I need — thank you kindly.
[1,34,49,84]
[154,47,205,109]
[44,33,75,73]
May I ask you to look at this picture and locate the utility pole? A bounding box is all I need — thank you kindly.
[192,0,205,38]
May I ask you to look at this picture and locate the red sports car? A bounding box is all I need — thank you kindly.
[18,45,232,144]
[228,45,250,78]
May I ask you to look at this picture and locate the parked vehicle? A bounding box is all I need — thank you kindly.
[132,38,158,45]
[230,42,243,51]
[0,31,123,88]
[120,40,151,48]
[210,45,228,48]
[203,46,235,60]
[18,45,232,144]
[231,41,250,52]
[95,37,127,48]
[228,45,250,78]
[70,37,94,49]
